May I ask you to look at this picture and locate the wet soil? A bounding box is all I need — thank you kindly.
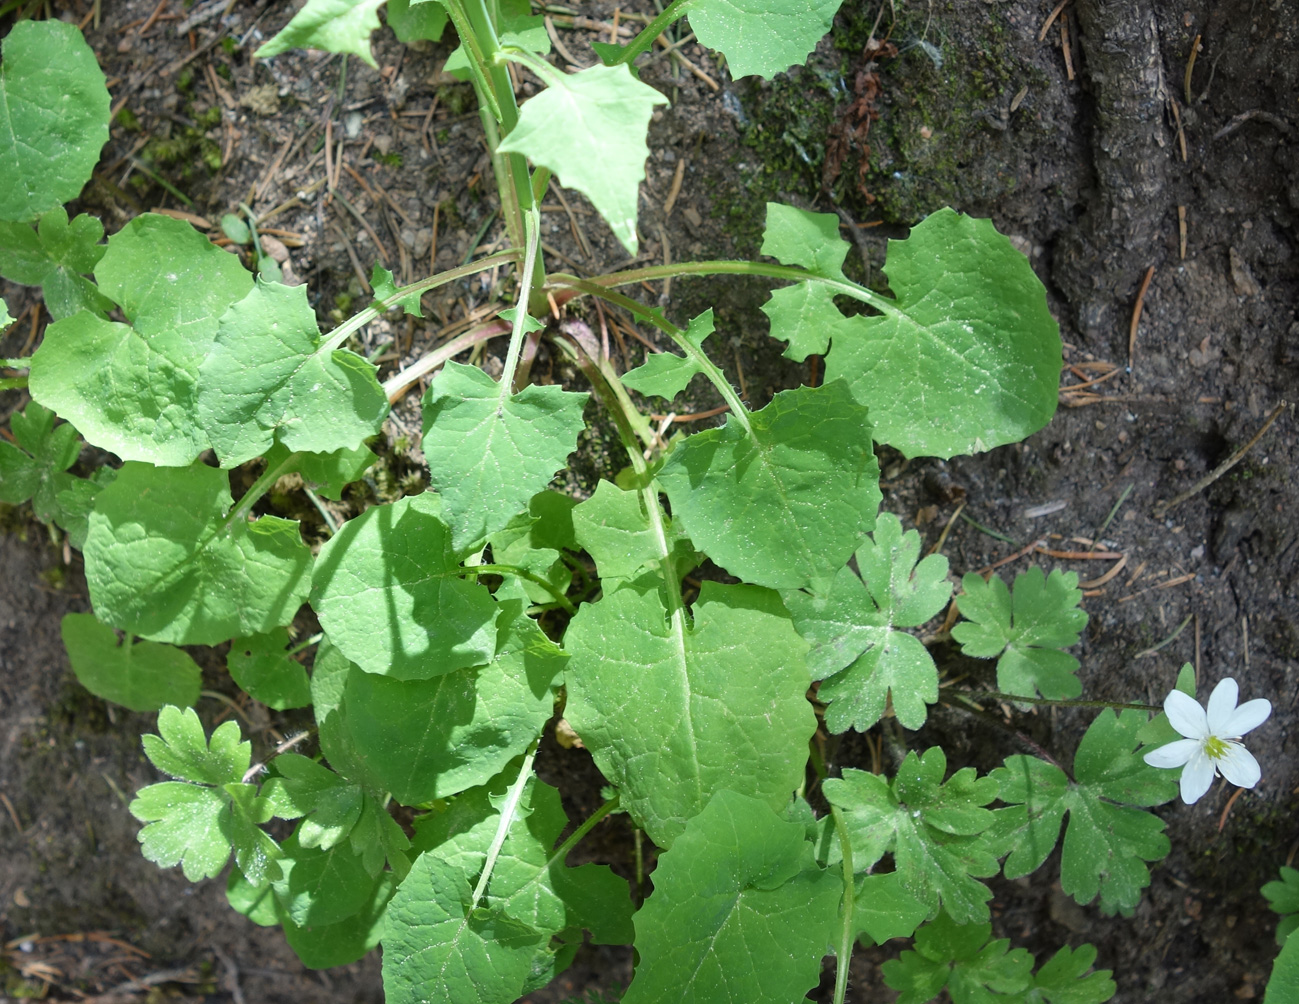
[2,1,1296,1001]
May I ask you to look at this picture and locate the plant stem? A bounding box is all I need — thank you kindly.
[463,563,577,614]
[498,205,542,397]
[953,689,1160,713]
[612,0,692,65]
[381,319,512,401]
[471,739,539,910]
[548,274,751,435]
[325,248,520,352]
[226,449,301,528]
[540,794,620,876]
[829,804,855,1004]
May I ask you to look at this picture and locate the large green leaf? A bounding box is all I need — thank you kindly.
[84,463,313,646]
[62,613,201,713]
[1267,935,1299,1004]
[338,601,562,802]
[987,710,1177,916]
[197,280,389,468]
[952,568,1089,703]
[790,207,1061,459]
[272,829,379,927]
[656,379,881,589]
[563,580,815,848]
[784,512,952,732]
[256,0,386,67]
[309,491,499,679]
[0,21,110,223]
[29,214,253,465]
[824,749,1001,926]
[279,871,396,969]
[421,361,588,551]
[0,208,113,320]
[623,790,839,1004]
[571,479,663,583]
[498,62,667,255]
[687,0,844,79]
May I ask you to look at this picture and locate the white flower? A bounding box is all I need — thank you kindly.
[1143,677,1271,805]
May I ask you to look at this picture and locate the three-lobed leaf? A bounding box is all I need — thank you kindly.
[563,581,816,848]
[0,400,81,524]
[623,789,839,1004]
[1264,867,1299,945]
[0,21,111,223]
[784,511,952,732]
[84,462,313,646]
[422,361,588,551]
[952,567,1089,702]
[0,208,114,320]
[824,749,1000,925]
[987,710,1177,916]
[656,378,881,589]
[62,613,201,712]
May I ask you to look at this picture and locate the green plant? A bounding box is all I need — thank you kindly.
[0,6,1265,1003]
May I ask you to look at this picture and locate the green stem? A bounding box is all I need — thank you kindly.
[498,205,542,397]
[612,0,692,65]
[381,319,512,401]
[287,632,324,657]
[525,793,620,892]
[552,260,894,314]
[471,739,539,910]
[548,274,751,435]
[325,248,520,353]
[463,563,577,614]
[226,450,301,529]
[953,689,1160,713]
[829,804,855,1004]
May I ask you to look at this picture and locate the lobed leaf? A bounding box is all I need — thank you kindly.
[261,753,363,851]
[142,706,250,785]
[29,214,253,465]
[1264,867,1299,945]
[784,512,952,732]
[1024,944,1117,1004]
[620,309,713,400]
[84,462,313,646]
[882,912,1035,1004]
[272,829,380,927]
[498,62,667,255]
[0,400,81,525]
[309,491,499,679]
[563,580,815,848]
[656,379,881,590]
[952,567,1089,703]
[197,280,389,468]
[622,789,839,1004]
[0,208,114,320]
[0,21,111,223]
[130,781,235,882]
[62,613,201,713]
[824,749,1000,925]
[571,479,663,584]
[987,710,1177,916]
[422,361,588,551]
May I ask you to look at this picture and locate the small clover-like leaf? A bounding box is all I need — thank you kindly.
[623,790,839,1004]
[0,208,114,320]
[656,379,881,590]
[142,706,250,785]
[256,0,386,67]
[0,400,81,525]
[952,567,1089,703]
[261,753,363,851]
[62,613,201,713]
[0,21,111,223]
[310,491,499,680]
[1263,867,1299,945]
[987,710,1177,916]
[824,749,1000,925]
[498,62,667,255]
[421,361,588,551]
[564,581,816,848]
[784,512,952,732]
[882,912,1035,1004]
[84,462,313,646]
[687,0,844,79]
[1024,944,1117,1004]
[621,310,713,400]
[371,263,424,316]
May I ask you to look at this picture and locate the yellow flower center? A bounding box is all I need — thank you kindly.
[1204,735,1229,760]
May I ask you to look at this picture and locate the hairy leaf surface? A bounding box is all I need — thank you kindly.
[563,580,815,847]
[656,379,881,589]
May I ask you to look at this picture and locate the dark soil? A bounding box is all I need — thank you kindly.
[2,1,1296,1002]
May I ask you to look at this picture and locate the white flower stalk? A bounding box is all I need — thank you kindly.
[1143,678,1272,805]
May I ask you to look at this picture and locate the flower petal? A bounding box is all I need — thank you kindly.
[1165,689,1209,740]
[1206,678,1240,734]
[1215,742,1262,789]
[1143,738,1199,769]
[1223,698,1271,738]
[1179,748,1216,805]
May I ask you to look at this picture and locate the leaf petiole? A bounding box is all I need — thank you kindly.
[497,204,542,398]
[952,688,1160,713]
[470,739,539,911]
[607,0,692,66]
[829,803,855,1004]
[461,562,577,614]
